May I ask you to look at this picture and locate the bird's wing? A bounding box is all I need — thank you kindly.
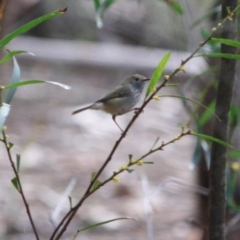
[96,86,130,103]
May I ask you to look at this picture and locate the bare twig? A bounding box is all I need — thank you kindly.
[2,128,39,240]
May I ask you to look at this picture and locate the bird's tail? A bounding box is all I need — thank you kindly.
[72,104,94,115]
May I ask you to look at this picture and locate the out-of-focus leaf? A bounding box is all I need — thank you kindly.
[211,38,240,48]
[4,80,71,90]
[196,53,240,59]
[5,57,20,104]
[0,8,67,49]
[191,132,237,150]
[76,217,135,233]
[90,172,101,192]
[201,140,211,170]
[95,0,116,28]
[91,180,102,192]
[190,136,202,169]
[229,150,240,158]
[0,50,34,64]
[0,103,10,130]
[199,101,216,126]
[191,6,220,28]
[161,0,184,15]
[93,0,100,11]
[16,154,21,173]
[146,51,171,97]
[165,83,179,88]
[160,95,220,122]
[68,196,73,209]
[11,177,20,192]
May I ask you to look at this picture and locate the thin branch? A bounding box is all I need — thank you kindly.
[50,5,240,240]
[2,129,39,240]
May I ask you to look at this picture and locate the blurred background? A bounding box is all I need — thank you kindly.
[1,0,237,240]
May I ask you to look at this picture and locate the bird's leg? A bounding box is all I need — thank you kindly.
[112,115,124,132]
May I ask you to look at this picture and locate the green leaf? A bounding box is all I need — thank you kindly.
[90,172,102,192]
[229,150,240,158]
[5,57,20,104]
[11,177,20,192]
[93,0,100,11]
[190,6,220,29]
[0,8,67,49]
[168,1,184,15]
[0,50,33,64]
[146,51,171,97]
[77,217,135,232]
[191,132,237,150]
[68,196,73,209]
[91,180,102,192]
[16,154,21,172]
[8,142,14,149]
[196,53,240,59]
[191,137,202,168]
[160,95,220,122]
[211,38,240,48]
[165,83,179,88]
[95,0,116,28]
[199,101,216,126]
[91,172,97,181]
[4,80,71,90]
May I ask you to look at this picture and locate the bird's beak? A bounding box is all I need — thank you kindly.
[143,78,150,82]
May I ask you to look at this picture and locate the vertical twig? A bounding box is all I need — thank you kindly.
[2,129,40,240]
[209,1,238,240]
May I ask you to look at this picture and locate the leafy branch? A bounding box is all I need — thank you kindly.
[50,6,240,240]
[1,128,39,240]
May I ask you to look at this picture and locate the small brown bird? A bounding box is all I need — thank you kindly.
[72,74,149,131]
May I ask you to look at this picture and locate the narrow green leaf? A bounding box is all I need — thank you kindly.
[8,142,14,149]
[196,53,240,59]
[229,150,240,158]
[128,154,133,164]
[93,0,101,11]
[165,83,179,88]
[0,50,33,64]
[191,132,237,150]
[199,101,216,126]
[160,95,220,122]
[168,1,184,15]
[68,196,73,209]
[4,79,71,90]
[191,137,202,168]
[146,51,171,97]
[211,38,240,48]
[95,0,116,28]
[0,8,67,49]
[90,172,102,191]
[200,140,211,170]
[91,172,97,181]
[143,161,154,164]
[16,154,21,172]
[11,177,20,192]
[190,6,220,29]
[5,57,20,104]
[91,180,102,192]
[77,217,135,232]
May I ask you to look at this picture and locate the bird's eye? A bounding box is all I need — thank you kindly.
[135,77,139,81]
